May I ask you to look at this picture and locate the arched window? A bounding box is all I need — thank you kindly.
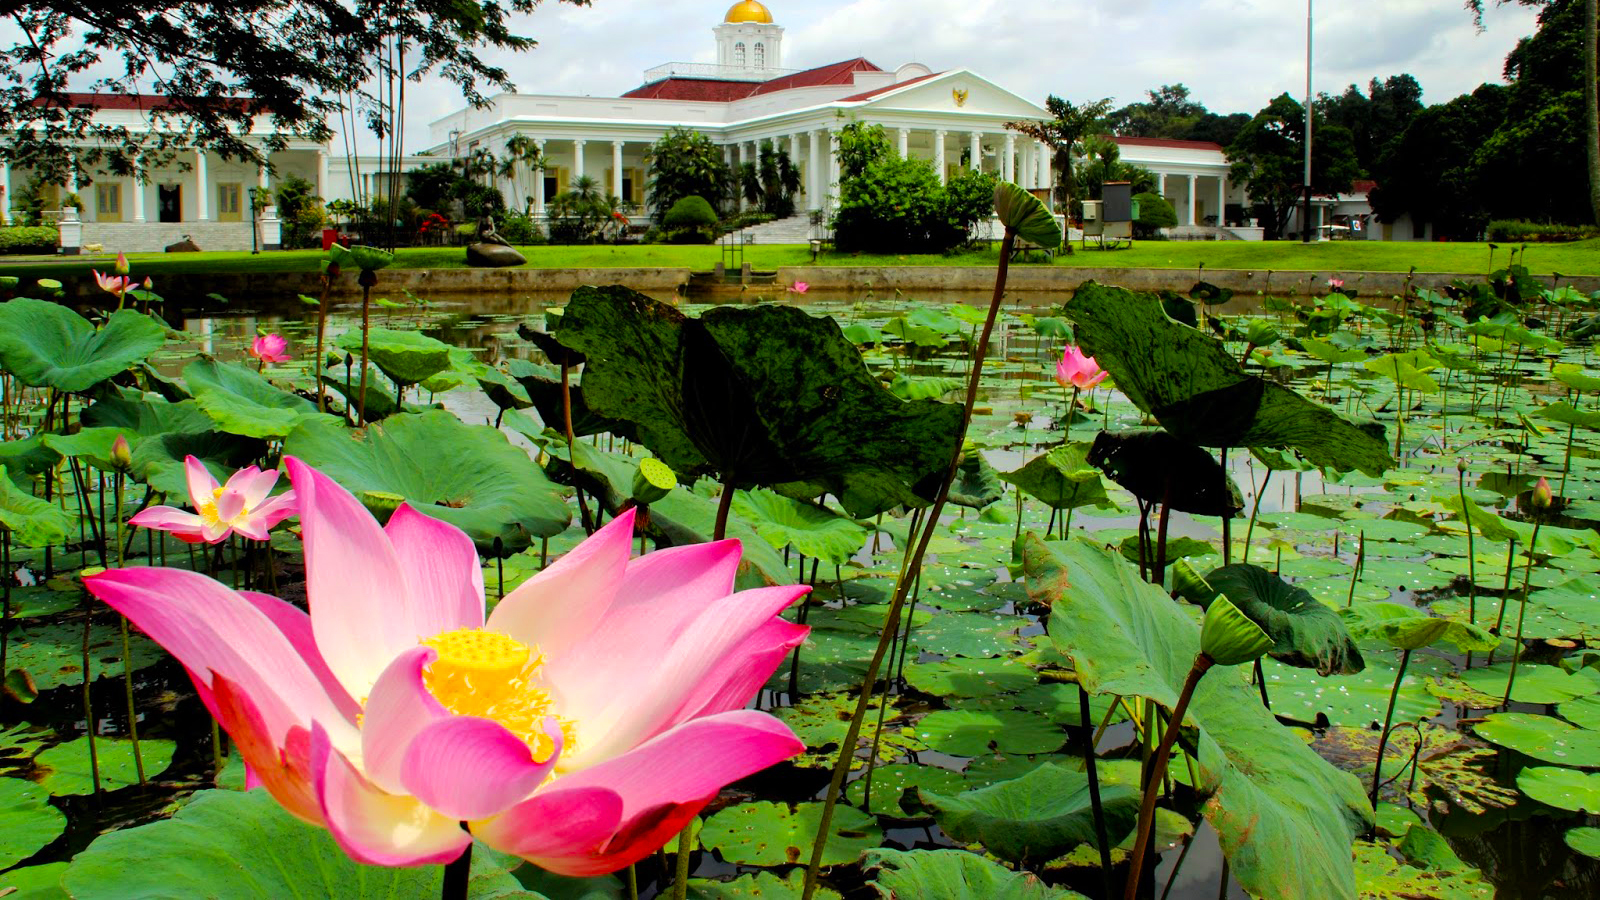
[734,42,746,66]
[754,43,765,68]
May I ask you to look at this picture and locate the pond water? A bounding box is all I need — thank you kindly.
[5,279,1600,899]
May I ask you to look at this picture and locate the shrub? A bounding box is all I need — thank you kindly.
[1485,220,1600,243]
[833,157,995,254]
[1134,192,1178,238]
[0,226,59,255]
[497,210,542,245]
[664,195,718,243]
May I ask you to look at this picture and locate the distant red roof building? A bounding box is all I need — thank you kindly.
[1351,179,1378,194]
[622,58,884,102]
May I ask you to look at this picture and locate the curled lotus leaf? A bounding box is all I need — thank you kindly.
[993,181,1062,249]
[1200,594,1273,666]
[1200,564,1364,675]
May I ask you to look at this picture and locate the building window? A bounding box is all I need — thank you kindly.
[217,183,243,222]
[754,43,765,67]
[96,183,121,222]
[734,42,746,66]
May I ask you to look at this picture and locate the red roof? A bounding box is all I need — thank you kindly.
[622,58,884,102]
[1111,136,1225,152]
[839,71,943,102]
[1351,179,1378,194]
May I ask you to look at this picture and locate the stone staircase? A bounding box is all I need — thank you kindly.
[730,213,821,245]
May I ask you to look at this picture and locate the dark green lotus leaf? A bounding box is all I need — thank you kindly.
[1191,281,1234,305]
[335,328,452,387]
[554,286,962,518]
[732,489,870,566]
[1537,401,1600,430]
[0,467,72,547]
[61,789,528,899]
[0,300,166,393]
[1194,564,1364,675]
[999,443,1115,512]
[911,762,1138,864]
[1088,430,1242,516]
[1022,535,1370,900]
[129,431,266,498]
[948,449,1004,510]
[476,366,533,412]
[844,763,966,818]
[6,620,164,691]
[863,848,1087,900]
[510,361,636,440]
[0,778,66,869]
[1065,283,1393,475]
[318,374,403,421]
[284,410,570,554]
[80,393,214,437]
[994,181,1062,249]
[0,436,61,482]
[42,427,139,472]
[886,374,964,401]
[914,709,1063,756]
[698,801,881,868]
[184,358,325,439]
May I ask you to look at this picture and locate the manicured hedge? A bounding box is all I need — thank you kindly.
[1486,220,1600,243]
[0,226,59,255]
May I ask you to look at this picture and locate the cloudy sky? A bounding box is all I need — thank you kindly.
[381,0,1542,148]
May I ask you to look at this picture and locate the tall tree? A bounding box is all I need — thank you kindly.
[1317,75,1425,176]
[0,1,590,183]
[1227,93,1359,238]
[644,127,731,217]
[1007,95,1113,215]
[1105,84,1251,146]
[1370,84,1508,239]
[1468,0,1599,223]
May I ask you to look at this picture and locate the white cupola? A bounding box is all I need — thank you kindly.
[715,2,783,74]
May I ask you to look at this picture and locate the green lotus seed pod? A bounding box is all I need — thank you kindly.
[1200,594,1273,666]
[632,457,676,505]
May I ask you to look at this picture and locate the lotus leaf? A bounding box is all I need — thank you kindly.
[1192,564,1363,674]
[993,182,1062,249]
[1473,713,1600,767]
[0,436,61,481]
[0,300,165,393]
[34,736,174,796]
[284,411,569,554]
[128,431,265,499]
[1364,351,1440,393]
[1454,663,1600,706]
[863,847,1086,900]
[948,449,1004,510]
[1200,593,1274,666]
[689,871,841,899]
[914,709,1064,757]
[1087,430,1241,516]
[60,789,527,899]
[1567,827,1600,859]
[80,393,214,437]
[1022,535,1370,900]
[4,620,164,690]
[731,489,870,565]
[1263,652,1450,728]
[0,777,66,868]
[911,762,1138,864]
[1517,766,1600,812]
[0,862,68,898]
[1562,695,1600,730]
[184,358,325,439]
[698,801,881,867]
[553,286,962,517]
[0,469,73,547]
[335,327,453,386]
[999,444,1114,512]
[909,611,1028,659]
[844,763,966,817]
[902,656,1039,696]
[1065,283,1393,475]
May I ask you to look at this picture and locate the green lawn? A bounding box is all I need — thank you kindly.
[2,238,1595,278]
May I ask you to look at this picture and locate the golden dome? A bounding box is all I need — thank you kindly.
[725,1,774,24]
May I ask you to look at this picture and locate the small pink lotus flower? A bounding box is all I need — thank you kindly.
[1056,345,1108,390]
[1328,278,1345,289]
[787,281,810,294]
[129,456,297,544]
[250,333,292,365]
[88,460,807,874]
[92,269,132,300]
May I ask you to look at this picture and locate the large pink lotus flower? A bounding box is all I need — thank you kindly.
[129,456,297,544]
[250,333,292,364]
[1056,345,1108,390]
[89,459,808,874]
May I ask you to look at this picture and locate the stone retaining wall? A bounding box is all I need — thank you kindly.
[79,222,259,254]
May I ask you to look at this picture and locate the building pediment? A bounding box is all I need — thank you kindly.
[845,70,1048,120]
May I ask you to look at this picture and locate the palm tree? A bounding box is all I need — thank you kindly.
[502,133,544,213]
[1006,95,1114,218]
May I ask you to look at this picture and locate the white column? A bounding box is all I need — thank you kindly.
[897,127,910,158]
[1216,176,1226,227]
[1003,133,1016,182]
[732,142,744,211]
[195,149,210,221]
[969,132,983,172]
[573,140,586,183]
[1158,173,1168,197]
[611,141,624,199]
[316,149,329,200]
[534,139,547,215]
[67,153,80,195]
[934,131,948,185]
[1186,174,1197,225]
[1037,142,1049,190]
[789,132,803,204]
[1019,142,1032,189]
[133,159,147,223]
[828,130,841,202]
[807,130,822,211]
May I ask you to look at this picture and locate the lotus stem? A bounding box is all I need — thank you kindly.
[1346,530,1366,608]
[671,826,693,900]
[801,229,1018,900]
[1488,540,1518,667]
[441,841,471,900]
[1503,520,1543,706]
[713,477,735,543]
[1459,470,1478,670]
[1368,647,1412,837]
[1242,467,1271,565]
[1,531,10,678]
[81,588,101,796]
[1154,482,1173,586]
[357,282,373,426]
[1079,685,1115,898]
[114,472,145,785]
[315,274,332,412]
[561,362,594,534]
[1125,654,1214,900]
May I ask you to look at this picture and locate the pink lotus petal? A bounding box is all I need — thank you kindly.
[84,567,356,750]
[235,590,361,722]
[544,538,741,714]
[251,490,299,529]
[473,786,623,872]
[385,504,485,638]
[286,457,412,699]
[358,646,449,794]
[228,466,281,508]
[214,488,248,523]
[184,455,220,508]
[229,516,273,542]
[673,614,809,722]
[487,507,634,654]
[128,506,207,537]
[212,673,322,825]
[506,710,803,875]
[310,723,472,868]
[400,716,564,821]
[567,585,808,767]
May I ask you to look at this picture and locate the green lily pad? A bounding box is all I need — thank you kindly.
[0,777,66,868]
[0,862,69,899]
[844,763,966,817]
[1517,766,1600,812]
[902,656,1039,696]
[909,611,1028,659]
[1453,663,1600,706]
[914,709,1064,757]
[863,847,1087,900]
[698,801,881,868]
[0,300,166,393]
[336,327,453,386]
[911,762,1139,864]
[689,871,840,900]
[6,621,165,691]
[1352,841,1492,899]
[60,789,526,898]
[732,489,870,565]
[1566,826,1600,860]
[284,411,570,554]
[183,358,325,439]
[34,736,175,795]
[1561,695,1600,730]
[1261,652,1451,728]
[1473,713,1600,767]
[998,444,1114,512]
